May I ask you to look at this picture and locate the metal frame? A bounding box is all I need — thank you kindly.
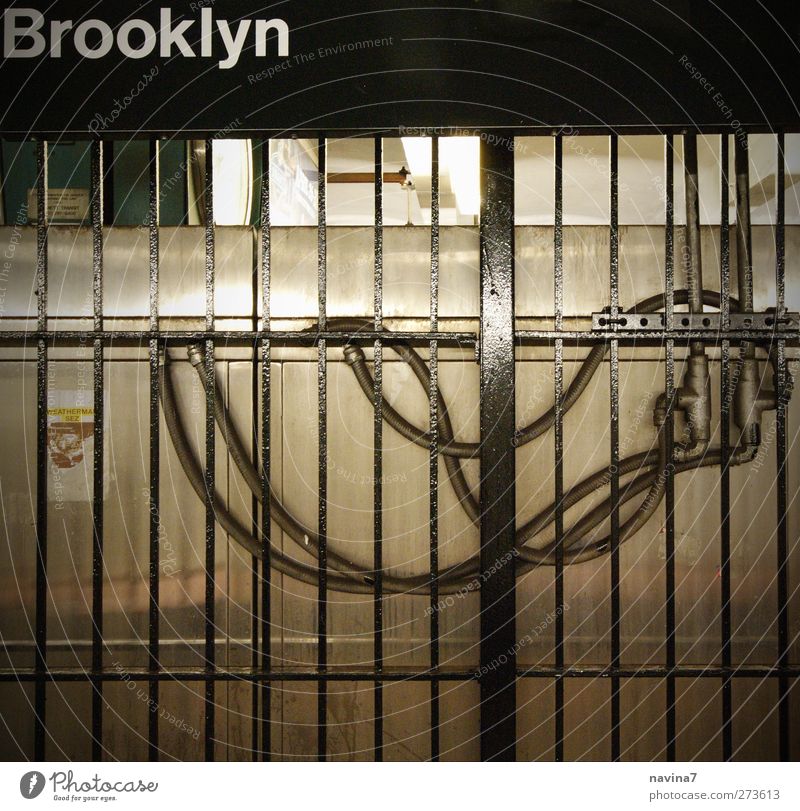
[478,139,517,761]
[1,130,796,762]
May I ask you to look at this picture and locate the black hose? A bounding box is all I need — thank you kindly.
[161,353,488,596]
[343,342,479,523]
[159,288,771,593]
[185,344,367,578]
[342,290,743,456]
[159,357,377,593]
[517,441,757,568]
[164,344,672,590]
[515,448,657,558]
[519,430,670,568]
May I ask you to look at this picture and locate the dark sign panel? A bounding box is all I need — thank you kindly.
[1,0,798,136]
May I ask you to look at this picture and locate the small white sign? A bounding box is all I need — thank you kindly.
[47,388,109,503]
[27,187,90,223]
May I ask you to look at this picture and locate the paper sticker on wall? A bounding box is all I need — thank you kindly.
[27,188,90,224]
[47,389,108,504]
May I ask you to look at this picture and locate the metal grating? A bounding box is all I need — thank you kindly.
[0,131,797,762]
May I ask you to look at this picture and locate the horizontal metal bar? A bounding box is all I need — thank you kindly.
[3,665,799,683]
[2,327,798,346]
[592,310,800,332]
[0,330,477,346]
[6,127,800,140]
[516,330,800,344]
[517,666,800,679]
[0,669,478,683]
[326,171,408,184]
[2,330,796,350]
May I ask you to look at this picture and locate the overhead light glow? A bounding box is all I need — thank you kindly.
[442,137,480,216]
[213,139,253,225]
[400,137,432,183]
[402,135,480,217]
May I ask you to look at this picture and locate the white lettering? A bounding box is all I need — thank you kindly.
[160,8,195,58]
[255,18,289,57]
[4,8,290,67]
[216,18,251,69]
[74,19,113,59]
[3,9,46,58]
[200,8,212,57]
[117,18,157,59]
[49,20,73,57]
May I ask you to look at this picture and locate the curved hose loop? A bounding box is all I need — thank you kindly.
[184,343,365,578]
[519,432,671,568]
[326,289,747,525]
[330,290,754,533]
[340,342,480,523]
[159,354,374,594]
[161,348,484,596]
[517,440,758,569]
[337,290,742,456]
[515,447,658,558]
[303,317,480,521]
[159,288,772,592]
[161,346,760,591]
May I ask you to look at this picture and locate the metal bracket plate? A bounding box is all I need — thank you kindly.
[591,310,800,333]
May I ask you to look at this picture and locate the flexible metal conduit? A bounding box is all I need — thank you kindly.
[160,282,780,595]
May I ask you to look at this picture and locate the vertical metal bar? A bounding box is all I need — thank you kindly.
[317,136,328,761]
[553,134,565,763]
[730,141,754,735]
[683,136,705,332]
[374,137,383,333]
[203,139,216,762]
[720,135,731,336]
[147,139,161,762]
[774,132,789,761]
[259,139,272,762]
[373,137,384,761]
[478,137,516,762]
[731,139,754,752]
[429,135,440,762]
[775,135,786,322]
[250,174,260,763]
[684,125,710,477]
[719,135,733,762]
[664,134,677,762]
[90,139,104,761]
[609,134,621,762]
[34,139,48,760]
[734,139,754,313]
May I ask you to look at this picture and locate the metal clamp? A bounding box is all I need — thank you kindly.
[591,310,799,333]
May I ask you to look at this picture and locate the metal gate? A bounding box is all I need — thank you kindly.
[0,129,797,762]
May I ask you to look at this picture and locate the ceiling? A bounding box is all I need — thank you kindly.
[316,133,800,227]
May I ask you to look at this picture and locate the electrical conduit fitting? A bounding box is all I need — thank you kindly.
[187,343,205,369]
[734,357,777,448]
[158,289,792,588]
[677,353,712,448]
